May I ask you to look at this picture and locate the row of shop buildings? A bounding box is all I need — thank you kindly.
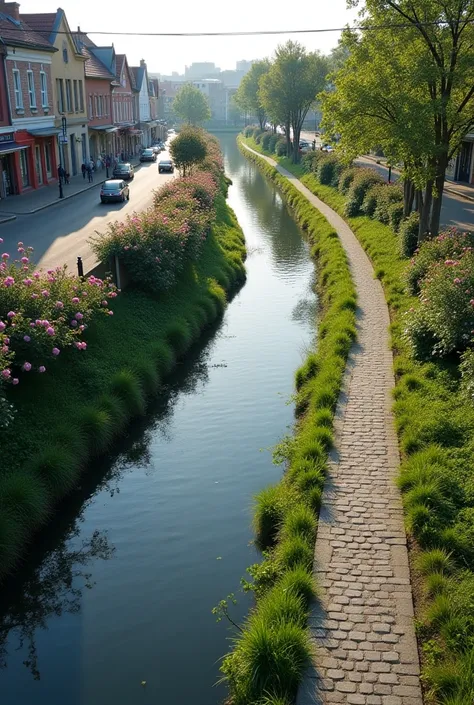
[0,1,165,201]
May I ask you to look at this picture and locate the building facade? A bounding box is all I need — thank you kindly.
[446,134,474,184]
[23,9,89,176]
[113,54,139,158]
[0,1,58,198]
[131,60,154,147]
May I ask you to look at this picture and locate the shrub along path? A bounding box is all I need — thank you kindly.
[243,143,423,705]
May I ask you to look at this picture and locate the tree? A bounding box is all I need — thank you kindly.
[173,83,211,126]
[170,127,208,176]
[260,41,329,163]
[234,60,270,129]
[324,0,474,239]
[227,95,242,127]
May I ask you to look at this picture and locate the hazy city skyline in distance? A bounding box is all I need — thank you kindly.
[18,0,357,74]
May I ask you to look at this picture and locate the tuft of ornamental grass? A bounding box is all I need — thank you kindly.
[280,505,316,544]
[425,572,450,597]
[253,484,290,550]
[312,385,338,411]
[276,535,314,572]
[0,471,50,528]
[403,481,444,512]
[278,566,316,606]
[417,548,454,576]
[110,369,145,417]
[295,354,319,390]
[308,426,333,452]
[405,502,432,538]
[184,313,202,342]
[297,438,326,464]
[213,268,230,290]
[77,406,114,455]
[313,408,333,428]
[27,446,79,499]
[257,585,308,628]
[425,594,455,628]
[165,319,193,356]
[397,445,449,492]
[97,392,129,430]
[0,508,24,581]
[134,358,161,395]
[307,486,323,512]
[149,341,175,376]
[260,695,292,705]
[208,278,226,313]
[190,304,209,330]
[196,295,218,324]
[292,468,325,494]
[224,616,312,704]
[51,423,89,464]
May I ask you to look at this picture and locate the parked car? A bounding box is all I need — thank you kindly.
[140,148,156,162]
[299,141,311,154]
[167,128,176,135]
[100,180,130,204]
[158,158,174,174]
[321,144,334,152]
[152,143,164,154]
[112,162,134,180]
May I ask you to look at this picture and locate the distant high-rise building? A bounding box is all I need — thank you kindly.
[185,62,220,79]
[236,60,253,74]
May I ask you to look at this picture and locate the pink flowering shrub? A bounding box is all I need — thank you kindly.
[405,249,474,358]
[92,132,224,293]
[406,228,474,294]
[0,240,117,394]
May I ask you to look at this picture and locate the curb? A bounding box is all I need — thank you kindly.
[0,214,17,224]
[0,178,107,216]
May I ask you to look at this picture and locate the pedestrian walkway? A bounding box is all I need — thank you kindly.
[0,172,103,216]
[243,144,423,705]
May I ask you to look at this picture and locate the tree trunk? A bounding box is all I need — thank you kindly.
[403,179,415,217]
[292,125,301,163]
[285,120,291,157]
[418,180,433,244]
[429,159,447,237]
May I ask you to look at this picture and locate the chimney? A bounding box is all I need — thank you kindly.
[140,59,146,67]
[0,2,21,20]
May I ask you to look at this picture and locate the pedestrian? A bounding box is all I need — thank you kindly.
[89,158,94,172]
[81,162,86,179]
[57,164,65,183]
[64,170,70,185]
[87,164,93,183]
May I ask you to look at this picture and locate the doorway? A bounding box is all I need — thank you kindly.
[69,133,77,175]
[458,141,473,183]
[0,154,15,196]
[35,144,43,185]
[44,141,52,179]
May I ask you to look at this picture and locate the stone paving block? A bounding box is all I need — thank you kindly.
[244,147,423,705]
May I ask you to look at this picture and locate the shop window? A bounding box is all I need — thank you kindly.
[40,71,48,107]
[12,69,22,109]
[65,79,72,112]
[27,70,36,108]
[44,141,52,177]
[57,78,64,113]
[19,149,30,188]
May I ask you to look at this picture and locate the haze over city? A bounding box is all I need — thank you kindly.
[17,0,358,73]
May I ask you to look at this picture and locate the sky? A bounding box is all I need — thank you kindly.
[18,0,359,74]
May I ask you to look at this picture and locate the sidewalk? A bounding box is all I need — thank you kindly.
[363,154,474,202]
[0,158,142,219]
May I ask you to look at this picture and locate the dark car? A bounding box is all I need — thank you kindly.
[112,162,134,180]
[158,159,174,174]
[152,143,164,154]
[100,179,130,204]
[140,148,156,162]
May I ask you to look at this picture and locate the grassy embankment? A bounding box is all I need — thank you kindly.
[242,133,474,704]
[218,141,357,705]
[0,191,246,582]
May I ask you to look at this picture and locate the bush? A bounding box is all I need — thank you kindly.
[275,138,288,157]
[344,168,384,216]
[361,183,386,217]
[317,154,342,186]
[399,212,420,257]
[243,126,256,137]
[261,132,274,151]
[406,228,474,294]
[389,201,405,232]
[268,133,279,153]
[338,167,358,194]
[302,151,322,173]
[253,484,296,549]
[254,129,265,144]
[373,183,404,223]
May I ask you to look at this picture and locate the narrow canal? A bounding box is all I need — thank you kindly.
[0,134,318,705]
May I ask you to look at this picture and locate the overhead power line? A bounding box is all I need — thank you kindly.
[1,20,471,38]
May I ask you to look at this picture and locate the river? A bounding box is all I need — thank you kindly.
[0,134,317,705]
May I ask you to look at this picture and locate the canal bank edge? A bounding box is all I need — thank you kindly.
[218,140,357,704]
[238,138,424,705]
[0,189,246,584]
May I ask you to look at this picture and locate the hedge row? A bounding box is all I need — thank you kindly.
[242,134,474,704]
[219,140,356,705]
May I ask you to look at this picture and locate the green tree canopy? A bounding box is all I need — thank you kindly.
[234,60,270,129]
[172,84,211,126]
[170,127,208,176]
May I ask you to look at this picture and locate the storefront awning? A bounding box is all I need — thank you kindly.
[105,127,118,134]
[148,121,158,127]
[0,142,28,155]
[27,128,61,137]
[89,125,116,132]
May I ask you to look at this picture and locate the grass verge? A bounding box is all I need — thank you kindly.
[0,192,246,583]
[241,134,474,704]
[219,142,356,705]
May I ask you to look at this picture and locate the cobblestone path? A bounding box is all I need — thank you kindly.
[243,144,423,705]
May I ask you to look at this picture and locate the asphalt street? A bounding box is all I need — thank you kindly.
[0,148,175,274]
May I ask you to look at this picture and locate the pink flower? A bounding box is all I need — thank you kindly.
[102,300,108,306]
[46,326,55,336]
[2,253,9,260]
[4,337,9,344]
[33,271,40,279]
[0,321,5,332]
[454,278,461,284]
[23,335,31,342]
[52,347,60,356]
[38,365,46,373]
[4,276,14,287]
[17,241,23,246]
[72,297,80,303]
[7,311,15,318]
[71,319,78,327]
[1,369,11,379]
[108,310,114,316]
[23,278,33,286]
[0,238,3,243]
[31,293,39,299]
[23,362,32,372]
[41,289,49,297]
[74,341,87,350]
[18,247,24,253]
[21,256,29,264]
[12,378,19,385]
[75,312,84,320]
[56,301,64,309]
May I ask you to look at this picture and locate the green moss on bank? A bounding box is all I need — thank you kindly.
[0,192,246,582]
[242,134,474,704]
[220,141,356,705]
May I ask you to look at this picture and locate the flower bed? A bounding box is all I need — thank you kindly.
[241,133,474,704]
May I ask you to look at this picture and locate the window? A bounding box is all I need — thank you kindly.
[89,94,93,119]
[19,149,29,188]
[104,95,108,117]
[44,141,52,177]
[94,95,98,117]
[40,71,48,107]
[73,80,78,112]
[79,80,84,112]
[98,95,103,117]
[65,79,72,112]
[12,69,22,109]
[56,78,64,113]
[62,41,68,63]
[27,70,36,108]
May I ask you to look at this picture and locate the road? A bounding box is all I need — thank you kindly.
[0,147,175,274]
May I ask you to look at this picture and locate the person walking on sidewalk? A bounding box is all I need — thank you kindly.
[57,164,65,184]
[86,164,93,183]
[81,162,86,179]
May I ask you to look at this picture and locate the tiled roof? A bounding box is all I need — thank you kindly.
[20,12,56,40]
[115,54,125,81]
[72,32,115,81]
[0,13,56,51]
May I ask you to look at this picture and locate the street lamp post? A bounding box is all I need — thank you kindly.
[58,116,67,199]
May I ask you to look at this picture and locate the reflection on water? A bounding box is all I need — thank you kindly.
[0,134,318,705]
